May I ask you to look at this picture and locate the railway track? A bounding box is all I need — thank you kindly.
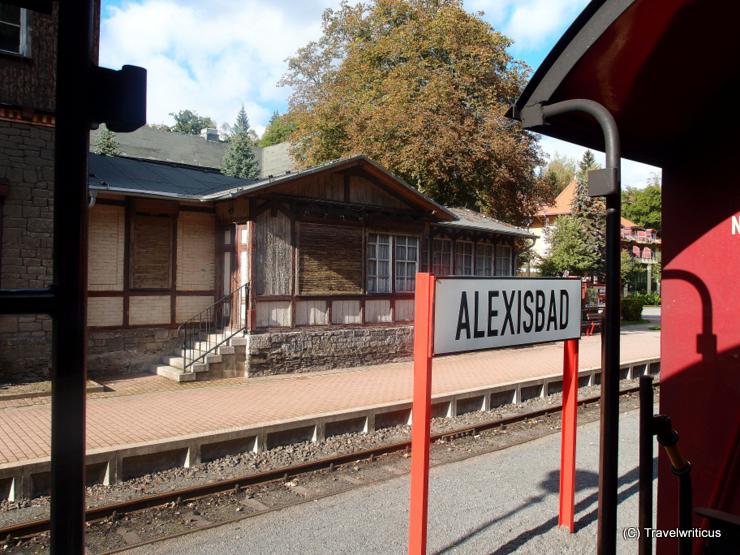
[0,382,656,550]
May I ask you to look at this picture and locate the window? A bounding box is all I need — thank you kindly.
[431,238,452,276]
[367,233,391,293]
[455,241,473,275]
[130,214,173,289]
[475,243,493,276]
[0,5,28,56]
[395,236,418,292]
[495,244,512,276]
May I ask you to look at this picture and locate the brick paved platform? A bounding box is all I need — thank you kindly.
[0,330,659,498]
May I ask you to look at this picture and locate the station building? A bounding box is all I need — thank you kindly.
[0,1,533,384]
[85,153,533,380]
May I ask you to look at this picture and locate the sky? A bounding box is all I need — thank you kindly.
[99,0,661,188]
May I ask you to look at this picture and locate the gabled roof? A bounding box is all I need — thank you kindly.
[87,154,455,221]
[536,179,577,217]
[435,207,535,239]
[91,125,228,170]
[90,127,297,177]
[200,155,456,221]
[88,154,250,199]
[621,216,639,228]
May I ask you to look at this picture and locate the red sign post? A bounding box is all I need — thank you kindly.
[408,273,435,555]
[559,337,579,532]
[408,274,581,553]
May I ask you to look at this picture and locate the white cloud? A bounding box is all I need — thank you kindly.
[100,0,341,131]
[538,135,661,189]
[466,0,587,50]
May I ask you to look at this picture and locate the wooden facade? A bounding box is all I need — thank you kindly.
[212,169,524,333]
[86,157,530,333]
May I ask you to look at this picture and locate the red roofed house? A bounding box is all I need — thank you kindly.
[528,179,661,291]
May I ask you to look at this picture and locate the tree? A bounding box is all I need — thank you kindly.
[542,153,576,198]
[538,216,594,276]
[281,0,548,225]
[622,176,661,233]
[147,123,172,132]
[92,126,120,156]
[258,111,296,147]
[221,107,260,179]
[571,150,606,277]
[169,109,216,135]
[621,250,643,283]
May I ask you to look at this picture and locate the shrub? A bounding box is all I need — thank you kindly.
[643,292,661,306]
[621,297,645,321]
[630,292,661,306]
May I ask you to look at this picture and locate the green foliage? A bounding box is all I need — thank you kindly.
[620,297,644,321]
[258,111,297,147]
[92,126,120,156]
[620,251,642,283]
[221,107,260,179]
[147,123,172,132]
[538,216,594,276]
[622,177,661,233]
[281,0,549,225]
[631,292,661,306]
[542,153,576,198]
[169,109,216,135]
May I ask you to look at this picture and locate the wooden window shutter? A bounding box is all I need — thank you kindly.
[131,214,172,289]
[298,223,362,295]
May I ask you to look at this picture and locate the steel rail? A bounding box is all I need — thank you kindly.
[0,382,657,542]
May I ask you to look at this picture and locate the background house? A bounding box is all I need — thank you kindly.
[89,124,293,178]
[528,179,661,291]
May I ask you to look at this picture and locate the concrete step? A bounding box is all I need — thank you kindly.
[155,365,196,382]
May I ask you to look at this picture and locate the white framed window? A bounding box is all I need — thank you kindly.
[395,235,418,292]
[0,5,28,56]
[475,243,494,276]
[455,240,474,275]
[431,238,452,276]
[495,244,513,276]
[367,233,391,293]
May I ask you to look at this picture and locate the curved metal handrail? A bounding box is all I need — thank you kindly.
[177,282,249,371]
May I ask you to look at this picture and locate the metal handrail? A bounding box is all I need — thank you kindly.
[177,282,249,372]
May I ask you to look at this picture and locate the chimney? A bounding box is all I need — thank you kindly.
[200,127,219,142]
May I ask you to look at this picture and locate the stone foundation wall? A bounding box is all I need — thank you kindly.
[0,120,55,384]
[87,327,180,377]
[246,325,414,377]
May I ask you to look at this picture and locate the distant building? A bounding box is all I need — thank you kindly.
[89,125,295,178]
[528,179,661,290]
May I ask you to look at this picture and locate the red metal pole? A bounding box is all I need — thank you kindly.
[559,337,579,532]
[408,273,435,555]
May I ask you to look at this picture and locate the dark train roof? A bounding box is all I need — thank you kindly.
[509,0,740,167]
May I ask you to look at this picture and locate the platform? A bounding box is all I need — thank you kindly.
[0,330,660,500]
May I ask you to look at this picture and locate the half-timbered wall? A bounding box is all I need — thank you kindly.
[87,201,216,329]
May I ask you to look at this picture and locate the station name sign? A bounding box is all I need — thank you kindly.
[433,278,582,355]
